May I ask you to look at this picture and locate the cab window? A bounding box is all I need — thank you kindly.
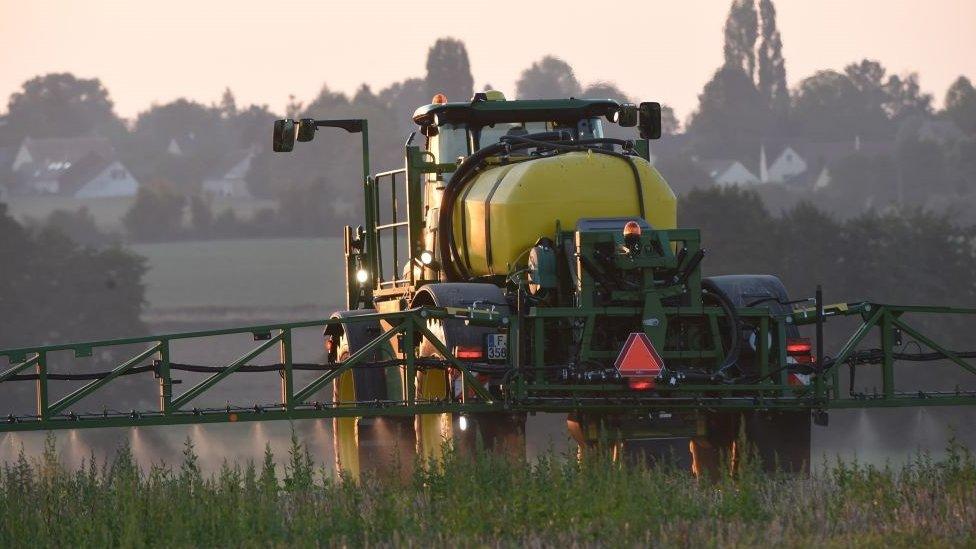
[427,123,469,164]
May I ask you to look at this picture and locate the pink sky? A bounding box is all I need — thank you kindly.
[1,0,974,124]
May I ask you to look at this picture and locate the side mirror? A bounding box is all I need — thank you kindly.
[297,118,316,142]
[638,102,662,140]
[272,119,296,152]
[616,104,638,127]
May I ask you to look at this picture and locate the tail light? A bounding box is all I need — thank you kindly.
[627,377,655,391]
[786,337,814,386]
[786,337,814,364]
[454,345,483,360]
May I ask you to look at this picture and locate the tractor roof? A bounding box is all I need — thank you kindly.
[412,98,623,127]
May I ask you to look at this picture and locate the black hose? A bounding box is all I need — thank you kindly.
[0,358,508,382]
[701,282,742,382]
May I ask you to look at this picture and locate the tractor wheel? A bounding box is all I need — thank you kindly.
[689,412,739,480]
[689,410,811,479]
[566,413,624,461]
[332,336,415,479]
[415,318,454,463]
[417,317,526,462]
[700,275,812,474]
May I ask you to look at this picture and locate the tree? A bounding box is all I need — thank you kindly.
[819,152,898,212]
[945,136,976,195]
[653,154,712,195]
[581,82,630,102]
[679,186,776,276]
[883,73,932,121]
[515,56,582,99]
[945,76,976,135]
[723,0,759,80]
[424,37,474,102]
[843,60,931,124]
[756,0,788,116]
[660,105,680,135]
[41,207,113,247]
[122,180,186,242]
[791,70,890,140]
[0,203,146,348]
[688,65,770,160]
[188,194,214,237]
[219,87,237,118]
[379,77,430,135]
[3,73,123,145]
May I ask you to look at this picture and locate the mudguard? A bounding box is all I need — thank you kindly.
[410,283,510,353]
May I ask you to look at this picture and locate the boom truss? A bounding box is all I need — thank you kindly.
[0,301,975,433]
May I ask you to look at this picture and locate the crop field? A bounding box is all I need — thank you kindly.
[0,435,973,548]
[133,237,345,312]
[4,196,276,232]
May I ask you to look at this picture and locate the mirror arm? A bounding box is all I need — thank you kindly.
[315,119,364,133]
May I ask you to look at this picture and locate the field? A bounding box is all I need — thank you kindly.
[132,237,345,313]
[4,195,277,231]
[0,435,973,547]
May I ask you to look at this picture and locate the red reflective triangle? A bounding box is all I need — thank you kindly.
[614,332,665,377]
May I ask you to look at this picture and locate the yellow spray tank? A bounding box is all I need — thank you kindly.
[451,151,676,277]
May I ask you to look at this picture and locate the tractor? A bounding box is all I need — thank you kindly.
[274,91,812,475]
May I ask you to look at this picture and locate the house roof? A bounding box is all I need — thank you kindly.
[700,159,740,177]
[57,152,114,195]
[18,136,115,166]
[207,148,254,179]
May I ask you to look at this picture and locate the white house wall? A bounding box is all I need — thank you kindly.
[767,147,807,183]
[74,163,139,198]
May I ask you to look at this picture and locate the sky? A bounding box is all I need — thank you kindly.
[1,0,974,125]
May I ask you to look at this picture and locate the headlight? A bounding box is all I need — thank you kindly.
[355,269,369,284]
[419,250,434,265]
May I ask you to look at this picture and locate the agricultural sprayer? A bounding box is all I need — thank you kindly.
[2,92,975,477]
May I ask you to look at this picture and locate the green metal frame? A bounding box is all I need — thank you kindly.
[1,301,974,433]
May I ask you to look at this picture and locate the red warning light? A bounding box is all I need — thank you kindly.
[432,93,448,104]
[614,332,665,380]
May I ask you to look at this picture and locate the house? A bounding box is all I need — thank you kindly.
[57,152,139,198]
[758,139,895,188]
[765,145,807,183]
[201,148,255,198]
[12,136,115,172]
[701,159,760,186]
[11,137,138,197]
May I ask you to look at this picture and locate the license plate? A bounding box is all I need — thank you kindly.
[484,333,508,362]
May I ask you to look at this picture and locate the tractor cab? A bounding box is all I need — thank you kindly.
[413,92,638,164]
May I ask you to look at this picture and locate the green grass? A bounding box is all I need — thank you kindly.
[132,238,345,310]
[1,435,973,548]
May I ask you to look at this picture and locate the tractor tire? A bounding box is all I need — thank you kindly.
[698,275,812,475]
[329,317,414,480]
[412,284,526,462]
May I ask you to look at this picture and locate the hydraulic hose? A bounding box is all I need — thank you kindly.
[700,282,742,382]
